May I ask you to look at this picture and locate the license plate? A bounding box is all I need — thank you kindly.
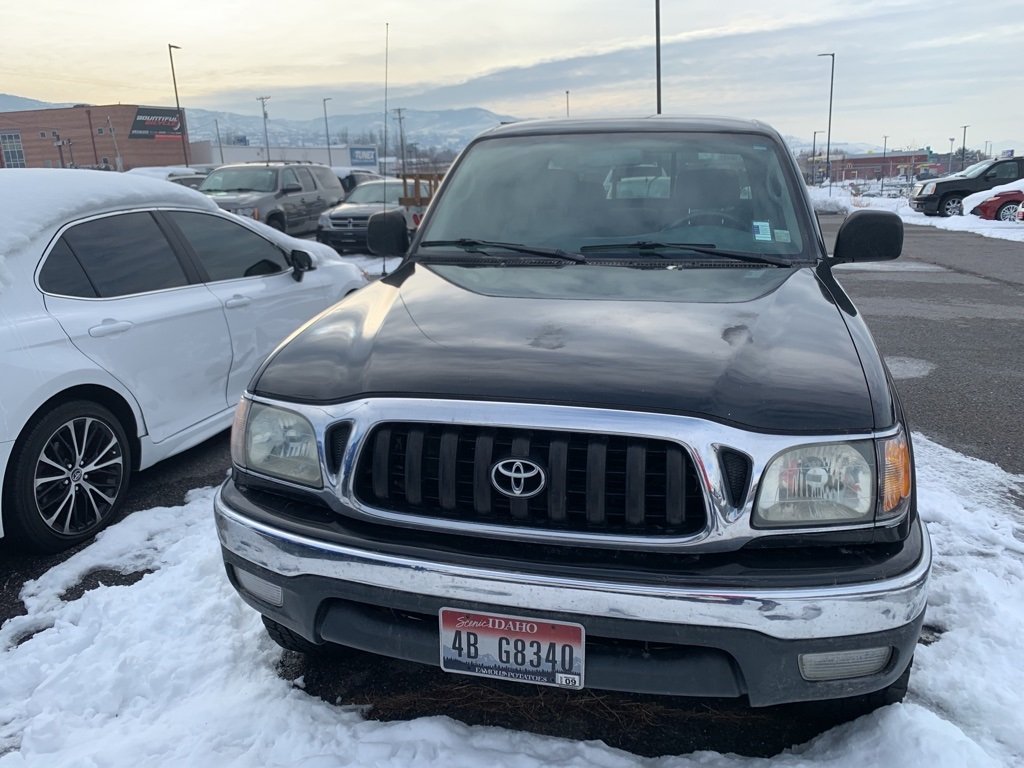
[439,607,585,689]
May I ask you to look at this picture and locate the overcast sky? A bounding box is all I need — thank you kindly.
[3,0,1022,150]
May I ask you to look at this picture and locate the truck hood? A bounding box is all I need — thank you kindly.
[253,262,881,432]
[327,201,401,217]
[204,191,266,206]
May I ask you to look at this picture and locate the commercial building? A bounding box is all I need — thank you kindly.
[0,104,194,171]
[799,149,932,183]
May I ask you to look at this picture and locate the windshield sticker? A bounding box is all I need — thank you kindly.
[752,221,772,241]
[774,229,791,243]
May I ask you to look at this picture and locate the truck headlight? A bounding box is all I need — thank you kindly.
[921,182,936,196]
[232,400,322,488]
[318,212,331,228]
[234,206,259,219]
[754,441,875,528]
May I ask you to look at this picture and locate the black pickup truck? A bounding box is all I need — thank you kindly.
[909,156,1024,216]
[215,117,931,708]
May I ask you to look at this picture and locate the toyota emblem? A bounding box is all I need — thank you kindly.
[490,458,546,499]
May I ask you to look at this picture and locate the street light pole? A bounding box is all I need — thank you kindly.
[948,137,955,173]
[565,90,570,117]
[880,135,888,196]
[655,0,662,114]
[960,124,969,171]
[257,96,271,165]
[818,53,835,196]
[811,130,824,185]
[167,44,189,167]
[322,97,333,166]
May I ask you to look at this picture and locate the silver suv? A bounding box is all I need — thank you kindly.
[199,162,344,235]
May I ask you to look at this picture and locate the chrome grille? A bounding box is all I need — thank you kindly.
[353,423,706,536]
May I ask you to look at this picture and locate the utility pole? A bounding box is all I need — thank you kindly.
[107,117,122,171]
[214,118,225,164]
[880,135,888,196]
[818,53,835,196]
[168,44,189,167]
[811,130,824,185]
[53,132,66,168]
[960,125,969,171]
[257,96,271,164]
[322,97,333,166]
[655,0,662,114]
[392,107,407,177]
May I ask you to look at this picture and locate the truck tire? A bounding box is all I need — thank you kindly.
[262,618,329,655]
[939,195,963,217]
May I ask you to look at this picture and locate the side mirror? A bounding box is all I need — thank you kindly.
[832,209,903,264]
[289,249,314,282]
[282,183,303,194]
[367,209,410,257]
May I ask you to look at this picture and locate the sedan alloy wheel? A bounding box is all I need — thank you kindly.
[5,401,131,553]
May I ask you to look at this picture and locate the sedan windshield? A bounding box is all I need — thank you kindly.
[418,131,812,262]
[200,167,278,193]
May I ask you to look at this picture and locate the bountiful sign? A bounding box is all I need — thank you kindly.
[129,107,183,140]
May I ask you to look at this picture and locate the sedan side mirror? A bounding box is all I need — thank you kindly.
[289,250,315,282]
[367,209,410,257]
[832,209,903,264]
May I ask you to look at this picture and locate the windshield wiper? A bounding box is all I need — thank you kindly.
[579,241,793,267]
[419,239,588,263]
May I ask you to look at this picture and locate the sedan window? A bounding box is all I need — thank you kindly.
[38,238,97,297]
[167,211,289,281]
[61,212,189,298]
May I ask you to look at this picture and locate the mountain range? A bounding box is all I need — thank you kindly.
[3,94,1012,157]
[0,93,515,153]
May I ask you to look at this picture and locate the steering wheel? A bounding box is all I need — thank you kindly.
[662,211,748,231]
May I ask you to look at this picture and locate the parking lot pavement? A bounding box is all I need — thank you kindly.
[821,216,1024,475]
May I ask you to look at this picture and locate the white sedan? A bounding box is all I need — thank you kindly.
[0,168,367,553]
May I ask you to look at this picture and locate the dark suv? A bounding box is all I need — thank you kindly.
[910,157,1024,216]
[216,117,930,709]
[199,162,344,234]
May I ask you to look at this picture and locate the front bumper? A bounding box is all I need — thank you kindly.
[909,195,940,214]
[316,226,367,250]
[215,480,930,706]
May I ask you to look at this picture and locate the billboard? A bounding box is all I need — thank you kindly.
[350,146,378,167]
[129,107,183,140]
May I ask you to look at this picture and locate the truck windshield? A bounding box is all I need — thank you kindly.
[199,167,278,193]
[419,131,811,261]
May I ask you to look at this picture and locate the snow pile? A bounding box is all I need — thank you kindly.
[0,437,1021,766]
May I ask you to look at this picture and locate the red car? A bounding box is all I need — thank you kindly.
[970,189,1023,221]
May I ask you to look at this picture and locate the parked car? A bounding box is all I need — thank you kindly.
[0,168,366,553]
[316,179,432,252]
[217,117,930,710]
[966,183,1024,221]
[125,165,207,189]
[909,157,1024,216]
[331,166,384,198]
[199,162,344,235]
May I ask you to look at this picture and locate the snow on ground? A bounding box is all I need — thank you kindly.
[807,184,1024,244]
[0,435,1021,767]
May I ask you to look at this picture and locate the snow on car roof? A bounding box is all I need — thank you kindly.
[0,168,217,261]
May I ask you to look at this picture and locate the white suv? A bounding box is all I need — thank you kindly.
[0,168,366,553]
